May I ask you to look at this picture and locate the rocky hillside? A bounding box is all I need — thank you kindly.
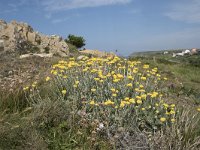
[0,20,69,57]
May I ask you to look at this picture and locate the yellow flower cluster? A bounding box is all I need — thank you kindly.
[33,55,176,125]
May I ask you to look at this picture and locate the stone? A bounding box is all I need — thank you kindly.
[20,53,53,59]
[19,54,33,59]
[27,32,36,43]
[0,20,69,56]
[34,53,53,58]
[77,55,85,60]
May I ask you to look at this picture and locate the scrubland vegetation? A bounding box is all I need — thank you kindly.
[0,55,200,150]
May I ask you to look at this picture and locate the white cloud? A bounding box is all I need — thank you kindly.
[165,0,200,23]
[51,13,80,23]
[52,18,69,24]
[42,0,132,11]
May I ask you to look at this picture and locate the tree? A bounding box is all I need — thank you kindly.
[65,34,85,49]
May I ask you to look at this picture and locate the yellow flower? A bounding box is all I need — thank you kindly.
[136,100,142,104]
[171,104,175,107]
[62,90,67,95]
[120,101,125,108]
[133,68,138,73]
[99,80,104,83]
[23,86,29,91]
[151,92,158,98]
[73,85,78,88]
[69,58,75,61]
[160,117,166,122]
[141,77,146,81]
[91,89,96,92]
[156,74,161,77]
[129,98,135,104]
[170,110,175,114]
[128,76,134,80]
[110,88,116,92]
[112,93,117,97]
[75,81,79,84]
[141,108,146,111]
[163,103,169,108]
[90,100,95,105]
[32,84,36,88]
[63,75,67,79]
[111,71,115,74]
[126,83,132,87]
[46,76,51,82]
[113,79,119,83]
[139,85,144,88]
[52,71,58,75]
[197,108,200,112]
[124,97,129,101]
[171,118,175,123]
[91,69,97,73]
[141,94,147,99]
[94,78,100,81]
[117,74,123,79]
[104,100,114,105]
[143,64,149,69]
[106,73,111,77]
[83,68,88,72]
[135,88,140,92]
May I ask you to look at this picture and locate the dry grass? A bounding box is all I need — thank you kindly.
[0,54,200,149]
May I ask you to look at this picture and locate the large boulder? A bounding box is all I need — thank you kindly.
[0,20,69,57]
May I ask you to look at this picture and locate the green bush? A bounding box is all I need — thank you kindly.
[30,46,40,53]
[67,43,78,53]
[44,46,50,54]
[65,34,85,49]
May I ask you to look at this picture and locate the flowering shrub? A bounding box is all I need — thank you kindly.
[25,56,177,131]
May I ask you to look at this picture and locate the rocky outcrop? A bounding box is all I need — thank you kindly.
[19,53,53,59]
[0,20,69,57]
[80,49,116,57]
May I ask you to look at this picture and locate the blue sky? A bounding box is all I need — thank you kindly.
[1,0,200,56]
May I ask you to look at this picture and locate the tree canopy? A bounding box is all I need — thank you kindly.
[65,34,85,49]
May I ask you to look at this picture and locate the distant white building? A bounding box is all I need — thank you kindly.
[183,49,190,54]
[163,51,168,54]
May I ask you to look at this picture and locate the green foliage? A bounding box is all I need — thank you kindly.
[66,43,79,53]
[65,34,85,49]
[30,46,40,53]
[44,46,50,54]
[0,89,28,112]
[0,55,200,149]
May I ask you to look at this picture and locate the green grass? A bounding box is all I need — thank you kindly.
[0,54,200,149]
[129,53,200,104]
